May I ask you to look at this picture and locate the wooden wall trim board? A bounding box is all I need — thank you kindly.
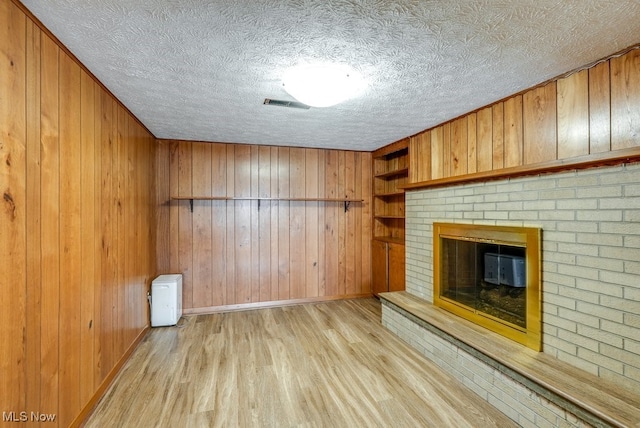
[156,140,373,311]
[1,2,157,426]
[407,46,640,188]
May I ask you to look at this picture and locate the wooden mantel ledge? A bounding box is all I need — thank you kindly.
[379,291,640,428]
[402,146,640,191]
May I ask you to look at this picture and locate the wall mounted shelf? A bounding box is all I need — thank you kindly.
[171,196,364,213]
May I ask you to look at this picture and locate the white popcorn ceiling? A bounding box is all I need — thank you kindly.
[21,0,640,151]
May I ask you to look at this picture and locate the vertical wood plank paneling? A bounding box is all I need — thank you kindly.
[337,151,347,296]
[589,61,611,153]
[611,49,640,150]
[430,126,444,179]
[234,144,251,304]
[442,123,451,177]
[270,146,280,301]
[344,151,356,295]
[305,149,319,298]
[317,150,326,297]
[4,5,157,424]
[25,18,42,414]
[79,69,96,407]
[0,0,26,413]
[40,33,60,417]
[289,147,306,299]
[503,96,523,168]
[492,102,504,170]
[476,107,493,172]
[225,145,235,305]
[92,82,103,392]
[178,142,193,308]
[353,151,363,294]
[258,145,272,302]
[557,70,589,159]
[191,143,213,307]
[277,147,290,300]
[155,141,170,273]
[324,150,339,297]
[467,113,477,174]
[116,106,127,360]
[59,52,83,425]
[450,117,468,176]
[409,131,431,182]
[360,152,372,294]
[523,82,557,164]
[211,143,227,306]
[168,141,180,275]
[250,146,260,302]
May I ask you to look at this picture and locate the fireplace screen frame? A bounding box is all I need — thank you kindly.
[433,223,541,351]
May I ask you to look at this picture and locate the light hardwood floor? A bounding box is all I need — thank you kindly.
[85,298,515,427]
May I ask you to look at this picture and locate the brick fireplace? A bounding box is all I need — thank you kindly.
[381,161,640,425]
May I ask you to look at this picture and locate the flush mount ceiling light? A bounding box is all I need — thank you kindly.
[282,64,365,108]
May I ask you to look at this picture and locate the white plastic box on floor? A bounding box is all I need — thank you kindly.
[150,274,182,327]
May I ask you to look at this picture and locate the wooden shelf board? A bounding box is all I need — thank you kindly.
[373,236,405,245]
[374,191,405,198]
[374,215,405,220]
[374,167,409,179]
[172,196,363,202]
[402,147,640,191]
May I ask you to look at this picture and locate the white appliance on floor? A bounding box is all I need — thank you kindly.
[150,274,182,327]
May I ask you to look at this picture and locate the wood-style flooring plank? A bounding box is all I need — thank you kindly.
[85,298,515,428]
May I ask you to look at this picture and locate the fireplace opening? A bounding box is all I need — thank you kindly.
[433,223,541,351]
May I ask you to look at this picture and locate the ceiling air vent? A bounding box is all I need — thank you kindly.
[263,98,310,109]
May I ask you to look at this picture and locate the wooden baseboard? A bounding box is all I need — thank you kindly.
[70,326,150,427]
[182,294,373,315]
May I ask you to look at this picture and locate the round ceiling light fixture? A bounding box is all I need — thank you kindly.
[282,64,365,108]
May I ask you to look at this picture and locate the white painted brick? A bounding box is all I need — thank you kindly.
[540,188,578,200]
[556,199,598,210]
[625,183,640,196]
[599,270,640,287]
[523,200,555,211]
[576,278,624,298]
[577,347,625,374]
[576,233,623,247]
[601,319,638,339]
[544,293,578,310]
[600,197,640,209]
[600,245,640,262]
[558,329,600,352]
[600,221,639,235]
[624,209,640,222]
[509,210,539,220]
[557,243,599,256]
[557,174,600,188]
[576,301,624,323]
[496,201,524,211]
[599,295,640,315]
[576,185,622,199]
[624,235,640,248]
[577,255,624,272]
[539,210,574,221]
[624,312,640,329]
[556,350,599,375]
[543,230,576,243]
[558,263,600,280]
[578,323,624,348]
[576,209,623,222]
[543,335,578,356]
[558,285,599,304]
[557,306,600,328]
[600,343,640,369]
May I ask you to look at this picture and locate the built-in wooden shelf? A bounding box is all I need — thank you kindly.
[374,191,405,198]
[373,236,405,244]
[374,167,409,179]
[171,196,364,212]
[374,215,405,220]
[402,146,640,191]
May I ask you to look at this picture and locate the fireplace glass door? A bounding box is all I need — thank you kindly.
[440,238,526,328]
[433,223,541,350]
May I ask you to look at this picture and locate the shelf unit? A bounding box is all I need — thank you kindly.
[372,139,409,295]
[372,140,408,241]
[171,196,363,213]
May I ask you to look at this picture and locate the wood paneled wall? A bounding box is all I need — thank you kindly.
[409,47,640,184]
[1,1,157,426]
[156,140,372,312]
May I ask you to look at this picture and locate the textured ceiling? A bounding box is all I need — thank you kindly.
[21,0,640,151]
